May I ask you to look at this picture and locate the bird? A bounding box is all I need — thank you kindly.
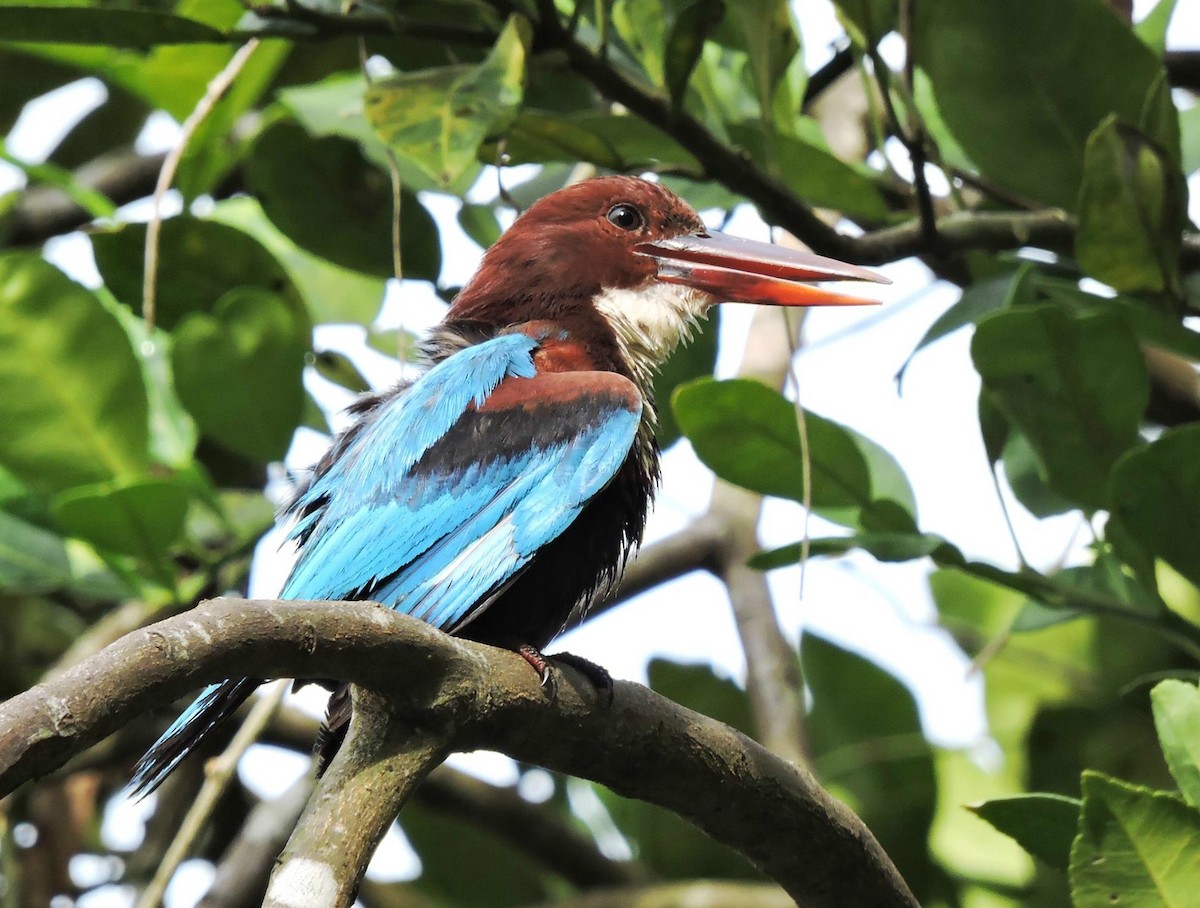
[130,175,886,793]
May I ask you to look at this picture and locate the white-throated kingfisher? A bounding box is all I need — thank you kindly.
[131,176,886,793]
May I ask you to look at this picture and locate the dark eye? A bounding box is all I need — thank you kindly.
[606,203,644,231]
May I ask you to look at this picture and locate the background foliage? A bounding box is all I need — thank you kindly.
[0,0,1199,906]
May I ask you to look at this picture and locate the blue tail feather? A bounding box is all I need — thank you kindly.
[129,678,261,796]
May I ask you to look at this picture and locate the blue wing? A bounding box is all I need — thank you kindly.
[130,331,641,795]
[281,330,643,633]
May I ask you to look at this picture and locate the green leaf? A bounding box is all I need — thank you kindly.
[724,0,800,111]
[0,252,149,492]
[92,217,307,331]
[1070,772,1200,908]
[729,125,889,220]
[664,0,725,109]
[648,659,754,736]
[969,793,1082,869]
[0,6,224,48]
[0,147,116,219]
[833,0,897,47]
[1134,0,1178,55]
[53,478,188,563]
[1077,116,1184,296]
[972,305,1148,512]
[457,203,502,250]
[1181,104,1200,176]
[247,122,440,281]
[977,391,1009,465]
[1001,429,1077,518]
[401,801,550,907]
[898,265,1034,382]
[652,310,719,448]
[209,198,387,327]
[750,531,957,569]
[805,634,937,890]
[175,38,291,200]
[172,288,307,462]
[0,510,70,594]
[1034,275,1200,361]
[1111,425,1200,589]
[310,350,371,394]
[917,0,1168,209]
[673,378,871,525]
[1151,680,1200,809]
[365,15,529,193]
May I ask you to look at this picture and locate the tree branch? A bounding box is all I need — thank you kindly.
[1,149,165,247]
[0,597,917,908]
[418,767,646,888]
[526,880,795,907]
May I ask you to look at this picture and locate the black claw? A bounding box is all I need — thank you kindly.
[515,645,614,705]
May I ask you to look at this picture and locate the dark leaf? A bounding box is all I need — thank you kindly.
[1110,424,1200,589]
[969,794,1081,869]
[0,7,225,48]
[972,306,1148,512]
[171,288,307,462]
[92,217,307,331]
[248,122,440,280]
[917,0,1168,209]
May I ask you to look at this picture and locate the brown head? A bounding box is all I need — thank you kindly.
[448,176,887,379]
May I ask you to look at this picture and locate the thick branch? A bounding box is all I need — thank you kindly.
[0,598,916,908]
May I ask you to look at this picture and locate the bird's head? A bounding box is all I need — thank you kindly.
[448,176,887,380]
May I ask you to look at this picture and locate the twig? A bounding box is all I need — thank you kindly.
[136,681,287,908]
[525,881,795,907]
[198,774,317,908]
[710,307,810,767]
[0,597,918,908]
[418,767,646,888]
[143,38,260,332]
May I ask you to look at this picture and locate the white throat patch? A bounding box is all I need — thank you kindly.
[593,281,712,385]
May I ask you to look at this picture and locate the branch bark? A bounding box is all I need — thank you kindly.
[0,597,917,908]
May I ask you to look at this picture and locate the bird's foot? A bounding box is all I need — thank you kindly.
[516,645,614,706]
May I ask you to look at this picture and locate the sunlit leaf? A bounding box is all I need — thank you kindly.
[0,252,149,491]
[1070,772,1200,907]
[53,477,188,563]
[1076,116,1184,296]
[1151,680,1200,809]
[673,378,871,525]
[209,198,387,327]
[365,15,528,193]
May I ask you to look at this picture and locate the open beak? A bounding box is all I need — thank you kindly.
[635,232,889,307]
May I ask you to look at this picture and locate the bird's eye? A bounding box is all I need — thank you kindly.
[606,203,644,231]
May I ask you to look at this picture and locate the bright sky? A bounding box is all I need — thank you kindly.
[2,2,1198,904]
